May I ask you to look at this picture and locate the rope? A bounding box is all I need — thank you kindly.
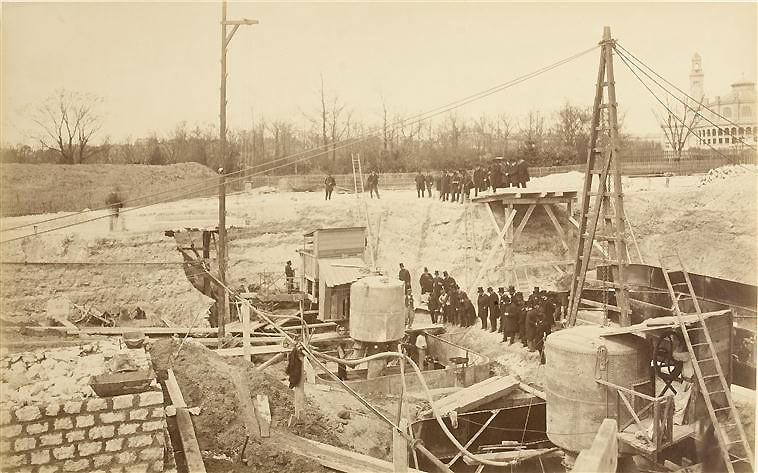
[2,44,599,243]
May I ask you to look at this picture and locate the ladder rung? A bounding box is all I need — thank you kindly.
[582,233,623,241]
[708,390,726,395]
[702,374,721,379]
[698,357,716,362]
[599,103,617,109]
[687,326,705,332]
[690,342,710,347]
[714,407,732,412]
[588,168,609,174]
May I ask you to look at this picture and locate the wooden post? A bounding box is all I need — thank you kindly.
[393,419,409,473]
[218,173,227,348]
[240,300,252,362]
[293,351,306,422]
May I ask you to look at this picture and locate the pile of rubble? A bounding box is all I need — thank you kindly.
[0,341,152,409]
[698,164,757,186]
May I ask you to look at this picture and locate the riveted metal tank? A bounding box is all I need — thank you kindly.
[544,326,652,452]
[350,276,405,343]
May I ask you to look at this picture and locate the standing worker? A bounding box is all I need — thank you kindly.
[285,260,296,293]
[515,158,530,188]
[398,263,411,293]
[476,287,489,330]
[324,173,336,200]
[367,170,380,198]
[425,173,434,198]
[106,187,125,232]
[487,287,499,333]
[415,171,426,198]
[419,267,433,296]
[404,289,415,329]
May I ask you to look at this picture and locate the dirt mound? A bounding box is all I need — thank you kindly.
[1,162,218,216]
[150,339,342,472]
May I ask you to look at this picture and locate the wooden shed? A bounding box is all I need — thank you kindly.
[298,227,371,321]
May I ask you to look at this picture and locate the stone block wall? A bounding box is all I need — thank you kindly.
[0,389,165,473]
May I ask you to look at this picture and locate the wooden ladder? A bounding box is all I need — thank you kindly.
[351,154,365,195]
[660,253,754,473]
[566,27,630,327]
[351,153,376,269]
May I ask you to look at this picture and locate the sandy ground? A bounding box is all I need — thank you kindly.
[2,167,754,332]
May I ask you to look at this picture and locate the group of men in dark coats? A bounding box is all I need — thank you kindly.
[476,286,561,362]
[418,269,477,326]
[474,157,530,195]
[414,172,436,198]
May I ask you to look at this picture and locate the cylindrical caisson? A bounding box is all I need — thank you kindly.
[544,326,651,452]
[350,276,405,343]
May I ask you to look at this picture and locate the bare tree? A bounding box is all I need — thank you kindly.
[33,90,104,164]
[654,97,703,160]
[518,111,545,155]
[496,114,512,155]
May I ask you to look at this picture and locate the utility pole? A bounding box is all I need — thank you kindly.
[218,0,258,347]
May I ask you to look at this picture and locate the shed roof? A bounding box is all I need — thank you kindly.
[318,257,372,287]
[303,226,366,237]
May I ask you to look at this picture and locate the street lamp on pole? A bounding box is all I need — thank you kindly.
[218,0,257,347]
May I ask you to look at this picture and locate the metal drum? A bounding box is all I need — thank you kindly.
[350,276,405,343]
[544,326,651,452]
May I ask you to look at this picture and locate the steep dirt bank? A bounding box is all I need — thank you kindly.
[1,162,217,216]
[1,170,754,333]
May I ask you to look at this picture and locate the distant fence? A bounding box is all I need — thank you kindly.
[244,150,756,191]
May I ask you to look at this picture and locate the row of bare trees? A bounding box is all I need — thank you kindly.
[4,88,664,172]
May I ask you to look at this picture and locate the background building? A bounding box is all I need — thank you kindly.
[662,53,758,151]
[685,53,757,150]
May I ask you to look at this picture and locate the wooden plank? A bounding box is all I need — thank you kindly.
[432,376,519,416]
[50,315,78,330]
[572,419,617,473]
[257,352,286,371]
[165,369,187,409]
[255,394,271,438]
[175,408,207,473]
[599,310,728,337]
[240,302,252,362]
[291,436,424,473]
[216,345,289,357]
[518,383,546,400]
[462,448,559,465]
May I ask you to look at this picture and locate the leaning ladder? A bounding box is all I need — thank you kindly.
[660,253,754,473]
[351,154,376,269]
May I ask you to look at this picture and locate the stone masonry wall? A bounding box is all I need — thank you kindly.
[0,389,165,473]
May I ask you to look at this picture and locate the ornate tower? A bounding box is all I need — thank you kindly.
[690,53,704,100]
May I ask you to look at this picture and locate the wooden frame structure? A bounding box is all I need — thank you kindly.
[470,188,579,292]
[567,26,631,327]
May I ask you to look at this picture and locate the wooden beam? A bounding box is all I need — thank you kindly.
[216,345,289,357]
[165,369,187,409]
[164,368,206,473]
[175,408,207,473]
[425,376,519,417]
[572,419,617,473]
[513,204,536,241]
[485,202,509,253]
[255,394,271,438]
[289,435,425,473]
[545,204,569,252]
[471,209,517,291]
[462,448,560,465]
[257,352,286,371]
[240,302,252,362]
[518,383,546,400]
[446,410,499,467]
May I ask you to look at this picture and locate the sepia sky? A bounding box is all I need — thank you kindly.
[1,1,756,146]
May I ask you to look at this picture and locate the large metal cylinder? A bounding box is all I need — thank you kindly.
[544,326,651,452]
[350,276,405,343]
